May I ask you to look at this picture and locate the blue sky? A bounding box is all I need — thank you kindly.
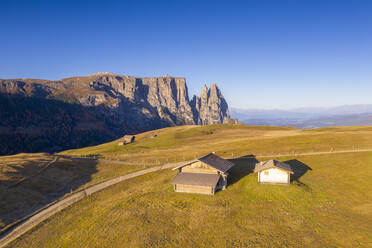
[1,0,372,109]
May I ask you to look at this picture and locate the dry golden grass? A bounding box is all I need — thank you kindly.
[8,152,372,248]
[62,124,372,163]
[2,124,372,247]
[0,154,144,230]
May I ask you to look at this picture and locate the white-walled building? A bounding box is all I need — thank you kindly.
[254,160,293,184]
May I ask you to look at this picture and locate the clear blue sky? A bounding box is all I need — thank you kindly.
[1,0,372,109]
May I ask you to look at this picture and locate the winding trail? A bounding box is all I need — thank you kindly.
[1,148,372,247]
[8,157,58,188]
[254,148,372,158]
[0,161,185,248]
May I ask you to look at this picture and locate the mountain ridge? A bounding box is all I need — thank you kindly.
[0,73,231,155]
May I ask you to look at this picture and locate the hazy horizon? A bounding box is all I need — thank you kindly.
[231,104,372,111]
[1,0,372,109]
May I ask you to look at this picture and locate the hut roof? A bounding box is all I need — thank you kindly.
[171,172,220,187]
[198,153,235,173]
[120,135,135,142]
[254,160,293,174]
[173,153,234,173]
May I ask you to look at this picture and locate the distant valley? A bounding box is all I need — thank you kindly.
[231,105,372,128]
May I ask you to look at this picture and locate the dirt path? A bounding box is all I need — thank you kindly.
[254,148,372,158]
[0,161,185,248]
[58,155,145,166]
[2,148,372,247]
[8,157,58,188]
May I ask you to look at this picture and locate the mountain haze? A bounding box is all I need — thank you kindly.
[231,105,372,128]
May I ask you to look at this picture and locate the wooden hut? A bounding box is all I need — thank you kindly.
[171,153,235,195]
[118,135,135,145]
[254,160,293,184]
[123,135,135,143]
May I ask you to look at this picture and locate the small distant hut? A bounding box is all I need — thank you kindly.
[117,135,135,146]
[123,135,135,143]
[226,118,239,124]
[254,160,293,184]
[171,153,235,195]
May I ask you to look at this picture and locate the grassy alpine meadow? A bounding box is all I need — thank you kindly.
[2,124,372,247]
[61,124,372,163]
[7,151,372,248]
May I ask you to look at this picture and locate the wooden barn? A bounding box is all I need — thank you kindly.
[171,153,235,195]
[254,160,293,184]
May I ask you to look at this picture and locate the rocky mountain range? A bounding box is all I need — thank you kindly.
[0,73,230,155]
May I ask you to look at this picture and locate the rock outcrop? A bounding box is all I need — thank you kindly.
[0,73,230,154]
[192,84,230,125]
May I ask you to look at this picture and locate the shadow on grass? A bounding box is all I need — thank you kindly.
[284,159,312,182]
[0,155,99,232]
[226,157,312,188]
[227,155,258,186]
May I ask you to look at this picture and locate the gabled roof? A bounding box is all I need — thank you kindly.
[254,160,294,174]
[198,153,235,173]
[171,172,221,187]
[173,153,234,173]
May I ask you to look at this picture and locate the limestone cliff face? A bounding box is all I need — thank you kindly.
[191,84,230,125]
[0,73,230,154]
[76,74,196,133]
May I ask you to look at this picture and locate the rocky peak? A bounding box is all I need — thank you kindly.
[209,83,218,96]
[201,84,208,94]
[0,73,231,155]
[192,83,230,125]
